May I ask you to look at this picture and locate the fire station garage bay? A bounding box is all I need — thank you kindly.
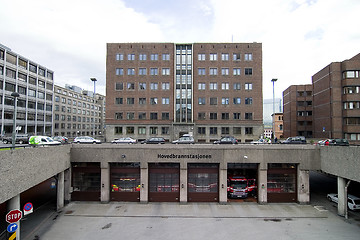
[68,144,317,204]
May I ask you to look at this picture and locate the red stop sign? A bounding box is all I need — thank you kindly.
[6,209,22,223]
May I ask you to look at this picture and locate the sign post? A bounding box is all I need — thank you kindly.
[23,202,33,215]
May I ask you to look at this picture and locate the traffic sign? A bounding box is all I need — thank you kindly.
[24,202,33,215]
[7,223,18,233]
[6,209,22,223]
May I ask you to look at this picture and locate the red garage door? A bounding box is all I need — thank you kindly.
[71,163,101,201]
[110,163,140,202]
[188,163,219,202]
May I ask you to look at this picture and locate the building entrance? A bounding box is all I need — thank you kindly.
[110,163,140,202]
[71,163,101,201]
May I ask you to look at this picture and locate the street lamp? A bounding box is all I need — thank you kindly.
[90,78,97,136]
[11,92,20,150]
[271,79,278,140]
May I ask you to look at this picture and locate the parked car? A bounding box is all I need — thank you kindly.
[52,136,68,144]
[281,136,306,144]
[141,137,165,144]
[29,136,61,146]
[213,136,238,144]
[73,136,101,144]
[2,134,29,144]
[111,137,137,144]
[172,134,195,144]
[250,139,270,144]
[327,193,360,211]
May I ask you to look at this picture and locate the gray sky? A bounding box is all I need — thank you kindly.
[1,0,359,99]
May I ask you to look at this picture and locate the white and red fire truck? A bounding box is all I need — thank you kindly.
[227,176,257,198]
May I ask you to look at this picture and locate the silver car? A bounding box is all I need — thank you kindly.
[73,136,101,144]
[111,137,137,144]
[172,135,195,144]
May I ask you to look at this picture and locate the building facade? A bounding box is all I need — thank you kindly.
[283,85,313,138]
[106,43,263,143]
[0,44,54,136]
[53,84,105,138]
[312,53,360,142]
[272,112,283,139]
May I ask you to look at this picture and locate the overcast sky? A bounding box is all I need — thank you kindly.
[1,0,359,99]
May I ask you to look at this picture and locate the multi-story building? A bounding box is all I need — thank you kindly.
[272,112,284,139]
[106,42,263,143]
[53,84,105,138]
[312,53,360,142]
[0,44,54,136]
[283,85,313,138]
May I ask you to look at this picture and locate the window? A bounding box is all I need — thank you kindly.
[233,113,241,120]
[150,83,158,90]
[244,53,253,61]
[115,127,123,134]
[198,97,205,105]
[127,113,135,120]
[139,82,146,90]
[233,127,241,134]
[210,83,217,90]
[115,82,123,90]
[127,54,135,60]
[162,98,169,105]
[162,54,170,61]
[221,113,229,120]
[210,97,217,105]
[198,127,206,134]
[233,53,241,61]
[245,68,253,76]
[115,112,123,119]
[150,127,158,135]
[162,127,169,134]
[151,54,158,61]
[162,112,169,120]
[245,97,253,105]
[139,68,147,75]
[233,98,241,105]
[234,83,241,90]
[221,83,229,90]
[209,68,217,75]
[150,68,158,75]
[162,68,170,75]
[150,112,158,120]
[245,127,253,134]
[198,68,206,75]
[221,127,229,134]
[210,112,217,120]
[127,83,135,90]
[127,127,135,134]
[150,98,158,105]
[198,54,205,61]
[138,112,146,119]
[6,68,16,79]
[198,112,205,120]
[198,83,206,90]
[245,112,253,120]
[221,68,229,76]
[221,53,229,61]
[127,98,135,105]
[209,53,217,61]
[233,68,241,76]
[116,68,123,76]
[127,68,135,75]
[162,82,170,90]
[116,54,124,61]
[245,83,253,90]
[138,127,146,135]
[210,127,217,135]
[139,98,146,105]
[222,98,229,105]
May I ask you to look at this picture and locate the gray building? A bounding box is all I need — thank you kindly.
[0,44,54,136]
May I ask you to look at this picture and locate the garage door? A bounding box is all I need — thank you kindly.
[71,163,101,201]
[188,163,219,202]
[110,163,140,202]
[149,163,180,202]
[267,163,297,203]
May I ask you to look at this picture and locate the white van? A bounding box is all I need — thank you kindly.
[29,136,61,146]
[327,193,360,210]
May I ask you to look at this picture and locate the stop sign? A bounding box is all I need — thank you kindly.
[6,209,22,223]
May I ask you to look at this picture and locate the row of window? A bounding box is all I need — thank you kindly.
[1,81,52,100]
[55,96,97,110]
[55,88,97,103]
[344,86,360,94]
[115,53,253,62]
[54,105,100,116]
[114,111,253,120]
[343,71,360,79]
[1,111,52,121]
[54,114,98,122]
[198,68,253,76]
[344,102,360,110]
[198,97,253,105]
[0,95,52,111]
[0,67,53,89]
[114,126,254,135]
[54,123,100,130]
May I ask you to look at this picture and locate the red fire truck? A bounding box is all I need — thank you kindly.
[227,176,257,198]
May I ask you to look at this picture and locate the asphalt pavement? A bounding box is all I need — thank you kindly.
[22,201,360,240]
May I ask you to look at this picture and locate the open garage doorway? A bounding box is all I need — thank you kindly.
[227,163,258,203]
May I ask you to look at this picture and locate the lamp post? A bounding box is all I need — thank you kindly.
[271,79,278,140]
[11,92,20,150]
[90,78,97,136]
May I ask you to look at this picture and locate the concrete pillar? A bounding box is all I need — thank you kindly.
[179,162,187,203]
[7,194,20,239]
[297,169,310,204]
[100,162,110,203]
[64,168,71,204]
[337,176,346,217]
[258,167,267,204]
[57,171,65,210]
[219,163,228,204]
[140,164,148,203]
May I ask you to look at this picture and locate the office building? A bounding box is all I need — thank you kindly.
[0,44,54,136]
[106,42,263,142]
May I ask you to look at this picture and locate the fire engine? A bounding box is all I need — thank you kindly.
[227,176,257,198]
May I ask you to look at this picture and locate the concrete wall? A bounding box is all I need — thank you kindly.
[0,145,71,204]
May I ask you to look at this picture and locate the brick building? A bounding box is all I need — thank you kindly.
[106,43,263,142]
